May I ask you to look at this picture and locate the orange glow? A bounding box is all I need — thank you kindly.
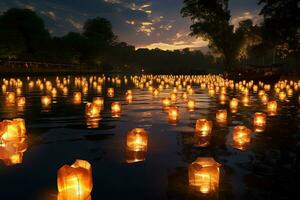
[126,128,148,152]
[219,94,226,104]
[73,92,82,105]
[170,93,177,102]
[232,126,251,151]
[57,160,93,200]
[195,119,213,136]
[17,97,26,107]
[111,102,121,117]
[107,88,114,97]
[241,95,250,106]
[41,95,51,107]
[267,101,277,116]
[278,91,286,101]
[260,94,268,105]
[230,98,238,113]
[92,97,104,108]
[162,97,171,107]
[187,99,195,111]
[168,106,179,123]
[189,157,220,194]
[85,102,100,118]
[216,109,227,124]
[6,92,15,104]
[253,112,267,132]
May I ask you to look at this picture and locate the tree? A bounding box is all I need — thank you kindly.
[259,0,300,53]
[0,8,50,59]
[181,0,243,70]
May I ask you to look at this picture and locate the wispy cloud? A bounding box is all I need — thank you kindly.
[231,11,261,27]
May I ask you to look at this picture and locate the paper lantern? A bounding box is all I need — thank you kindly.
[278,91,286,101]
[107,88,114,97]
[216,109,227,124]
[253,112,267,132]
[219,94,226,104]
[85,102,100,118]
[168,106,179,123]
[208,88,215,97]
[6,92,15,104]
[187,99,195,111]
[126,128,148,152]
[182,92,188,100]
[111,102,121,117]
[153,89,159,97]
[162,97,171,107]
[195,119,213,136]
[267,100,277,116]
[57,160,93,200]
[92,97,104,108]
[241,95,250,106]
[41,95,51,107]
[73,92,82,104]
[232,126,251,151]
[260,94,268,105]
[229,98,238,113]
[126,93,133,103]
[189,157,221,194]
[170,93,177,102]
[17,97,26,107]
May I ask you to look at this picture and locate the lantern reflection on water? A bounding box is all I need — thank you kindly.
[232,126,251,151]
[189,157,221,194]
[0,118,27,166]
[111,102,121,117]
[253,112,267,132]
[216,109,227,124]
[195,119,212,136]
[126,128,148,163]
[267,100,277,116]
[168,106,179,124]
[57,160,93,200]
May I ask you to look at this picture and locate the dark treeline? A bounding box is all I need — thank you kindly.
[182,0,300,71]
[0,8,217,74]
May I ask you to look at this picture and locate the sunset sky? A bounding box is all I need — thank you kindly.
[0,0,262,51]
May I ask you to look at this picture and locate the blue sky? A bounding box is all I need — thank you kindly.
[0,0,262,51]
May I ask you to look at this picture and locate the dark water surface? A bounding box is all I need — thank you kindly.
[0,75,299,200]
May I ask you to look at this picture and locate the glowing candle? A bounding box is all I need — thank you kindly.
[267,100,277,116]
[111,102,121,117]
[189,157,220,194]
[187,99,195,111]
[232,126,251,151]
[230,98,238,113]
[168,106,179,123]
[253,112,267,132]
[57,160,93,200]
[41,95,51,107]
[73,92,82,105]
[216,109,227,124]
[195,119,213,136]
[85,102,100,117]
[107,88,114,97]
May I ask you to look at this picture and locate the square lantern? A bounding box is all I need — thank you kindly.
[85,102,100,118]
[107,88,114,97]
[229,98,238,113]
[111,102,121,117]
[187,99,195,112]
[73,92,82,105]
[168,106,179,124]
[189,157,221,194]
[126,128,148,163]
[195,119,213,137]
[253,112,267,132]
[57,160,93,200]
[216,109,227,124]
[41,95,51,107]
[267,101,277,116]
[232,126,251,151]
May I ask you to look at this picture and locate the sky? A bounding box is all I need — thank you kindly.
[0,0,262,52]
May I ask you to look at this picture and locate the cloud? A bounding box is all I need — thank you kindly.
[67,18,83,30]
[231,11,261,27]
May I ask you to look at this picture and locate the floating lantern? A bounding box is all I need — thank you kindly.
[162,97,171,107]
[73,92,82,105]
[208,88,215,97]
[278,91,286,101]
[126,128,148,152]
[182,92,188,100]
[170,93,177,102]
[41,95,51,107]
[107,88,114,97]
[189,157,221,194]
[260,94,268,105]
[57,160,93,200]
[232,126,251,151]
[219,94,226,104]
[168,106,179,123]
[267,100,277,116]
[111,102,121,117]
[253,112,267,132]
[6,92,15,104]
[187,99,195,111]
[241,95,250,106]
[195,119,213,136]
[85,102,100,118]
[229,98,238,113]
[16,97,26,107]
[92,97,104,108]
[216,109,227,124]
